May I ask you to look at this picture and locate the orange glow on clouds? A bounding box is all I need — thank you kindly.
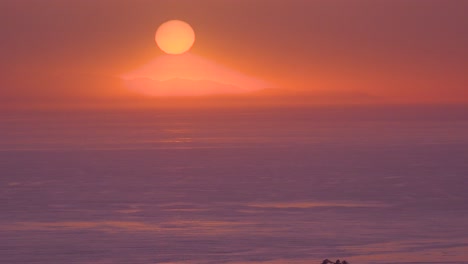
[121,53,271,96]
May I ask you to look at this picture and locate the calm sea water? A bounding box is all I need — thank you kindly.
[1,106,467,264]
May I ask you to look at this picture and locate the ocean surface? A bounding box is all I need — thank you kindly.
[1,105,467,264]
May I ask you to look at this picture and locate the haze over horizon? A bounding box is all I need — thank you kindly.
[1,0,467,108]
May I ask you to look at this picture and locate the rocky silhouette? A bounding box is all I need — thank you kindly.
[322,259,350,264]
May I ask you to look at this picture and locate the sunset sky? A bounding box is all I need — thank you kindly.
[1,0,467,107]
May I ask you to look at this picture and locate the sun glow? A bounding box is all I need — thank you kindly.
[155,20,195,55]
[121,20,271,96]
[122,53,270,96]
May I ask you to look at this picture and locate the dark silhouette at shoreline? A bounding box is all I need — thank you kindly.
[322,259,350,264]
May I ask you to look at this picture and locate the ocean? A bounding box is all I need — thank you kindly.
[1,105,467,264]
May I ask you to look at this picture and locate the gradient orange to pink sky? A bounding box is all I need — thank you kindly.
[1,0,467,108]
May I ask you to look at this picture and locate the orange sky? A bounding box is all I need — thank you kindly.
[1,0,467,108]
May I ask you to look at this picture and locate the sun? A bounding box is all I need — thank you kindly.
[122,19,271,96]
[155,20,195,55]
